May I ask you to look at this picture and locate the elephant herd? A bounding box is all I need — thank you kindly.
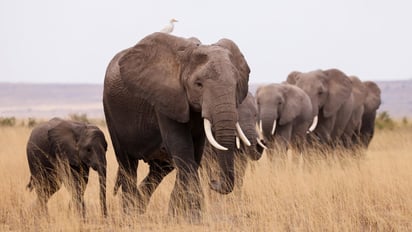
[25,32,381,221]
[256,69,381,156]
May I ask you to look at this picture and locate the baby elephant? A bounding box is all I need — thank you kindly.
[26,118,108,217]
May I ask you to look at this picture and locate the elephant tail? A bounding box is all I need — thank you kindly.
[26,176,34,191]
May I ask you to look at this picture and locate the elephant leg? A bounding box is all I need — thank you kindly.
[234,152,248,190]
[274,124,292,160]
[290,122,310,163]
[314,114,336,147]
[117,155,139,214]
[156,112,203,222]
[68,165,89,218]
[33,173,61,216]
[137,159,174,214]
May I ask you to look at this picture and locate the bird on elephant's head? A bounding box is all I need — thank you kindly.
[103,32,251,220]
[287,69,353,144]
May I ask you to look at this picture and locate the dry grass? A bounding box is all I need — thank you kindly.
[0,125,411,231]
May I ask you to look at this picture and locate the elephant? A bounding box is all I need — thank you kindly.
[358,81,381,147]
[340,76,367,149]
[103,32,250,220]
[287,69,353,147]
[202,92,266,190]
[26,117,108,217]
[255,83,313,158]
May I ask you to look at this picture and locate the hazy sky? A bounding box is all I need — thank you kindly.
[1,0,411,84]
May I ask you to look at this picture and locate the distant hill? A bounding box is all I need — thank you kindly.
[0,80,411,119]
[0,83,103,118]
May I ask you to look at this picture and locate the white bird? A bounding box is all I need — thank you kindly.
[160,18,178,34]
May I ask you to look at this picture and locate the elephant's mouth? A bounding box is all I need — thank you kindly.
[203,118,251,151]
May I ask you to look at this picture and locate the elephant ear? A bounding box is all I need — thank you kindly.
[323,69,353,118]
[48,120,84,166]
[363,81,381,111]
[286,71,301,84]
[349,76,367,109]
[255,85,265,98]
[279,85,303,125]
[119,33,196,123]
[215,39,250,105]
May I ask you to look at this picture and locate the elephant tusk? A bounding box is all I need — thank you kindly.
[257,138,268,150]
[256,122,265,140]
[204,118,228,151]
[259,120,263,133]
[271,119,277,135]
[236,122,251,146]
[236,136,241,149]
[308,115,318,132]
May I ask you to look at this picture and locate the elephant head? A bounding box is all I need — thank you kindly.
[118,33,250,194]
[360,81,381,147]
[48,119,108,216]
[255,83,313,141]
[236,92,265,161]
[287,69,352,138]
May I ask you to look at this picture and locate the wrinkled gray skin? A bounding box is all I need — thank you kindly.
[358,81,381,147]
[341,76,367,149]
[255,83,313,157]
[103,33,250,220]
[203,93,264,189]
[287,69,353,146]
[26,118,107,217]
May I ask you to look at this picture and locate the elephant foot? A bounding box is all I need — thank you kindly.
[187,208,203,224]
[167,206,203,224]
[168,190,203,224]
[209,180,233,194]
[136,192,150,214]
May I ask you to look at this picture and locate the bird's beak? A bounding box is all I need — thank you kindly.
[173,18,178,22]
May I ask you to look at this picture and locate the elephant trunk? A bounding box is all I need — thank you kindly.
[260,109,278,140]
[205,100,237,195]
[98,166,107,217]
[239,124,262,161]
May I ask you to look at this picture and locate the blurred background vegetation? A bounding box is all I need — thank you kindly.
[0,111,409,130]
[0,113,106,128]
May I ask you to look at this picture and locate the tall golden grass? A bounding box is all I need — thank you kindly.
[0,125,411,231]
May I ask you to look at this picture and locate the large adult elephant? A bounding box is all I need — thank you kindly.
[26,118,107,217]
[287,69,353,146]
[358,81,381,147]
[202,92,266,190]
[103,32,250,220]
[255,83,313,157]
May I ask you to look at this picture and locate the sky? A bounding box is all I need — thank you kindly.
[1,0,411,84]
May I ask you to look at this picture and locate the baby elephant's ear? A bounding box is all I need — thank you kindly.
[48,120,81,166]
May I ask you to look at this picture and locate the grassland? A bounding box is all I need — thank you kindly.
[0,124,411,231]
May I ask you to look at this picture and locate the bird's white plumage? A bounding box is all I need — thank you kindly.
[160,18,178,34]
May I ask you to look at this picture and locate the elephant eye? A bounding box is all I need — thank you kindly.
[86,147,92,153]
[195,81,203,89]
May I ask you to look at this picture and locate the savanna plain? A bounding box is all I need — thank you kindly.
[0,120,411,231]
